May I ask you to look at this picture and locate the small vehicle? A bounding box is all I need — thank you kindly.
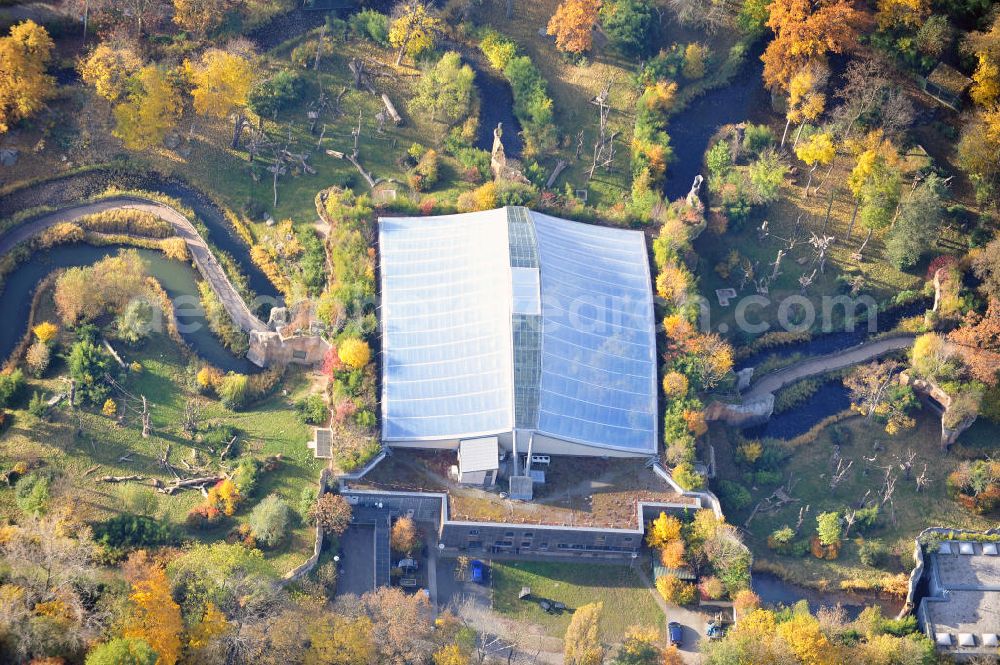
[469,559,486,584]
[706,621,725,640]
[668,621,683,647]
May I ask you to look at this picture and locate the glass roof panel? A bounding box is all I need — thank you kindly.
[379,209,514,440]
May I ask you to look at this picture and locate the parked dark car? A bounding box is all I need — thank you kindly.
[668,621,683,646]
[470,559,486,584]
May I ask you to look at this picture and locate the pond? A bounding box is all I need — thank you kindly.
[753,571,904,620]
[0,245,260,374]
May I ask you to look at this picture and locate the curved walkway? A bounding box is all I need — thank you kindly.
[744,333,917,399]
[0,198,267,333]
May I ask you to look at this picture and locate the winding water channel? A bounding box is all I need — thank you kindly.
[0,244,259,373]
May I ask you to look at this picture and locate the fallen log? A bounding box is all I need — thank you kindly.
[100,475,144,483]
[83,465,101,477]
[380,94,402,125]
[346,153,381,189]
[220,436,237,461]
[546,160,569,189]
[157,475,225,495]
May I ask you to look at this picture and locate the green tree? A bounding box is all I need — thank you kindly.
[816,511,842,546]
[116,299,155,346]
[600,0,655,57]
[247,69,304,119]
[411,51,475,125]
[886,174,946,269]
[247,494,292,547]
[0,368,25,408]
[68,340,112,405]
[85,638,158,665]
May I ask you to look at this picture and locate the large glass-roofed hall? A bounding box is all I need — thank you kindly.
[378,206,658,458]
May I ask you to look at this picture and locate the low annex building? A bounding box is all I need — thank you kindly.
[377,206,659,458]
[917,537,1000,660]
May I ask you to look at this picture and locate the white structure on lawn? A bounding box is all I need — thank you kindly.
[378,206,658,458]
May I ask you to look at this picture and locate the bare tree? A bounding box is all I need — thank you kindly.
[915,464,931,493]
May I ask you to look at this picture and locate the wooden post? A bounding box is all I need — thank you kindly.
[141,396,150,438]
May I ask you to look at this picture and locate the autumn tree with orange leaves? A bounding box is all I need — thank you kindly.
[762,0,863,91]
[547,0,602,54]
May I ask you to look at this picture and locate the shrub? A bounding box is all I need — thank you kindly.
[718,480,752,510]
[15,472,50,516]
[700,575,725,600]
[859,539,888,567]
[673,461,705,490]
[682,43,710,79]
[94,514,172,551]
[218,373,250,410]
[338,338,371,369]
[247,494,292,547]
[231,457,263,497]
[186,504,224,529]
[767,525,795,550]
[480,28,518,71]
[854,504,879,531]
[741,123,774,156]
[408,149,440,192]
[296,394,329,425]
[349,9,389,45]
[102,399,117,417]
[25,341,51,378]
[0,369,25,408]
[27,391,48,418]
[656,574,697,605]
[248,69,305,118]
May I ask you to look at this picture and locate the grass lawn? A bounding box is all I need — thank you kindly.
[0,293,325,573]
[710,410,995,591]
[491,560,663,643]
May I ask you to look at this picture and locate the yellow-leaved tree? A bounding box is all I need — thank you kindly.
[389,3,441,66]
[564,602,603,665]
[794,131,836,196]
[33,322,58,344]
[187,602,230,653]
[775,612,841,665]
[173,0,238,37]
[186,49,254,148]
[125,566,184,665]
[547,0,602,55]
[782,64,827,149]
[966,15,1000,108]
[645,512,682,549]
[113,64,182,151]
[875,0,930,31]
[79,43,144,104]
[0,20,55,135]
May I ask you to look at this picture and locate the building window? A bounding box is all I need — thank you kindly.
[469,529,480,536]
[504,531,514,537]
[594,536,606,545]
[521,541,532,548]
[292,350,307,360]
[557,543,569,549]
[623,537,632,543]
[539,543,549,550]
[523,532,534,539]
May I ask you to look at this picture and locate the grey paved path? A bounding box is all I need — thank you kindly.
[744,333,917,399]
[0,198,267,333]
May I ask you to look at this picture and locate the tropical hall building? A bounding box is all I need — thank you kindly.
[377,206,658,461]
